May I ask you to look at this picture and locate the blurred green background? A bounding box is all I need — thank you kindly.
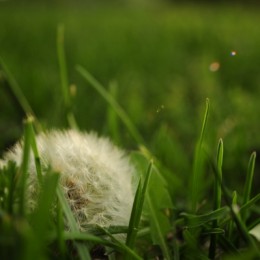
[1,0,260,195]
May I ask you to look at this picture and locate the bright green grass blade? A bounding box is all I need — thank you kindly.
[76,65,144,144]
[29,170,59,254]
[56,186,91,260]
[56,198,67,257]
[107,81,121,144]
[181,206,230,228]
[146,194,172,259]
[227,191,237,239]
[240,193,260,214]
[215,138,223,210]
[26,116,43,184]
[57,24,70,108]
[99,227,142,260]
[242,152,256,221]
[125,161,152,256]
[57,24,78,129]
[130,152,172,259]
[207,143,259,253]
[209,138,224,259]
[191,98,210,212]
[227,191,260,256]
[57,231,116,247]
[18,117,33,216]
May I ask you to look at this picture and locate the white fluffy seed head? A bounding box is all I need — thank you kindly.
[1,129,135,230]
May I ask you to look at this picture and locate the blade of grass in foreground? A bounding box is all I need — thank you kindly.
[191,98,210,212]
[76,65,144,144]
[211,162,260,256]
[29,170,60,258]
[99,227,142,260]
[27,116,43,184]
[125,161,153,258]
[209,138,223,259]
[242,152,256,221]
[56,186,91,260]
[146,194,171,259]
[18,117,33,216]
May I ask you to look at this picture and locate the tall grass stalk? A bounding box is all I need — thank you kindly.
[242,152,256,221]
[191,98,210,212]
[107,81,121,144]
[76,65,144,145]
[57,25,78,129]
[18,116,34,216]
[125,161,153,258]
[209,138,223,259]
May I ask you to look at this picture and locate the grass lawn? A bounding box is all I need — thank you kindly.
[0,2,260,259]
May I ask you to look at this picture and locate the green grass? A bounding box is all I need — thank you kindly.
[0,2,260,259]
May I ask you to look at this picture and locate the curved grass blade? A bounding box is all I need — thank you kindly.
[242,152,256,221]
[99,227,142,260]
[125,161,153,257]
[181,206,230,228]
[209,138,223,259]
[76,65,144,144]
[191,98,210,212]
[240,193,260,214]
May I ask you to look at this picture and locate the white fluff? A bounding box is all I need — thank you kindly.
[1,129,135,230]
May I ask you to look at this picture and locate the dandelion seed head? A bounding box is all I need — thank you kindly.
[1,129,135,230]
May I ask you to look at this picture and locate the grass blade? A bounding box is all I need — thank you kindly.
[56,186,91,260]
[209,138,223,259]
[146,194,171,259]
[181,206,230,228]
[242,152,256,221]
[215,138,223,210]
[240,193,260,214]
[99,227,142,260]
[27,116,43,183]
[76,65,144,144]
[107,81,121,143]
[125,161,153,256]
[0,57,34,118]
[0,57,41,132]
[191,98,210,212]
[29,170,60,257]
[18,117,34,216]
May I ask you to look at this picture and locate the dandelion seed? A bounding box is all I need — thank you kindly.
[1,129,136,230]
[230,50,237,56]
